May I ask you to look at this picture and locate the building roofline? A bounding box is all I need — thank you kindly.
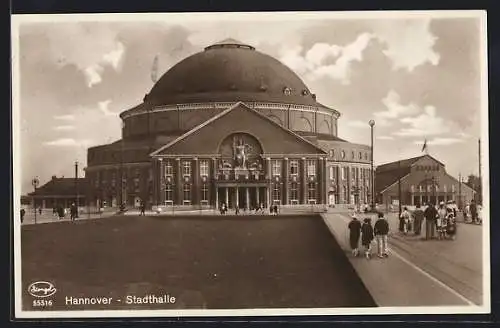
[150,101,328,157]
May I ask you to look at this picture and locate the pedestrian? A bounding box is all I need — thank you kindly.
[52,206,57,217]
[70,203,77,221]
[348,214,362,257]
[400,207,411,235]
[413,203,424,235]
[57,205,65,220]
[470,199,478,224]
[437,201,447,239]
[424,202,438,240]
[274,204,279,215]
[235,206,240,215]
[20,208,25,224]
[140,201,146,216]
[38,206,42,215]
[374,212,389,258]
[361,218,374,259]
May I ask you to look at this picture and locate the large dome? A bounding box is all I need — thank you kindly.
[146,38,319,106]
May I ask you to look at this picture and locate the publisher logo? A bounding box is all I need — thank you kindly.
[28,281,57,298]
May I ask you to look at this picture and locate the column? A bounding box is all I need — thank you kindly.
[256,187,260,206]
[176,158,181,205]
[302,158,307,204]
[246,187,250,209]
[42,199,46,209]
[193,158,199,205]
[284,158,289,205]
[266,187,270,208]
[236,187,239,208]
[215,186,219,209]
[266,157,272,206]
[225,187,229,206]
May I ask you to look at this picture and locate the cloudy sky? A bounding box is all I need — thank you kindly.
[13,12,486,194]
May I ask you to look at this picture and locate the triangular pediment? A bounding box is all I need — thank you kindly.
[151,102,327,157]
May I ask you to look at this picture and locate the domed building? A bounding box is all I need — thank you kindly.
[85,39,373,210]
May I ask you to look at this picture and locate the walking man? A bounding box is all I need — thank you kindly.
[470,199,478,224]
[413,203,425,235]
[374,212,389,258]
[424,202,438,240]
[20,208,25,224]
[70,203,77,221]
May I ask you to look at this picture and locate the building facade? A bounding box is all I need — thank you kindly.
[27,176,87,209]
[375,154,475,209]
[84,39,373,209]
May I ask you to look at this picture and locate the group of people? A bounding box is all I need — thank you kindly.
[348,212,390,259]
[464,199,482,224]
[220,203,272,215]
[399,201,457,240]
[53,203,79,221]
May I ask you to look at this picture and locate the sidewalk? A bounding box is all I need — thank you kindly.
[321,212,474,307]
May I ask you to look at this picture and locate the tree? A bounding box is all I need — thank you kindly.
[465,174,482,204]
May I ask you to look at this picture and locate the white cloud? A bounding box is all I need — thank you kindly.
[43,138,92,147]
[374,90,421,126]
[52,125,75,131]
[395,105,452,137]
[84,64,104,87]
[373,19,440,72]
[54,114,76,121]
[102,42,125,70]
[377,135,394,140]
[98,99,118,116]
[413,137,464,146]
[280,33,374,85]
[346,120,371,128]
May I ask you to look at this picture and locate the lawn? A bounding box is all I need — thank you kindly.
[21,214,375,311]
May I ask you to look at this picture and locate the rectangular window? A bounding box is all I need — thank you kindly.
[272,160,281,176]
[427,185,431,192]
[308,182,316,203]
[183,183,191,203]
[419,185,423,192]
[165,184,173,203]
[351,167,356,184]
[111,172,116,187]
[165,161,173,176]
[182,161,191,177]
[411,185,415,192]
[200,160,209,177]
[272,183,281,203]
[329,166,334,179]
[452,184,456,192]
[290,160,299,175]
[290,182,298,203]
[201,183,208,202]
[307,160,316,176]
[443,184,447,192]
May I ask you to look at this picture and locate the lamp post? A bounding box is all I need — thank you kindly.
[75,161,79,218]
[368,120,375,211]
[31,177,39,224]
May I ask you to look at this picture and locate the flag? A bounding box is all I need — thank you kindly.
[421,139,428,153]
[151,55,159,83]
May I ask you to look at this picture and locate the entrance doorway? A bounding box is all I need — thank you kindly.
[216,186,266,209]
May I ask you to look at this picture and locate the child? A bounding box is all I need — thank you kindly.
[361,218,374,259]
[348,214,362,257]
[374,212,389,258]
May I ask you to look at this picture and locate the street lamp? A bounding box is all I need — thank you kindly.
[75,161,79,218]
[31,177,39,224]
[368,120,375,211]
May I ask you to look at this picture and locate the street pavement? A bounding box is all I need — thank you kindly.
[322,209,484,307]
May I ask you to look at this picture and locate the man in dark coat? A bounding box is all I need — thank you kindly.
[361,218,374,259]
[348,214,362,257]
[470,199,478,224]
[70,203,77,221]
[20,208,25,223]
[413,204,425,235]
[374,212,389,258]
[424,202,438,240]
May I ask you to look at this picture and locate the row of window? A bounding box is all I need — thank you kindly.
[271,182,317,203]
[328,149,370,161]
[163,160,210,177]
[410,184,456,193]
[329,166,371,183]
[415,165,440,172]
[164,183,210,204]
[271,160,316,177]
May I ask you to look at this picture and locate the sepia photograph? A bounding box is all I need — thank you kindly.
[12,10,489,318]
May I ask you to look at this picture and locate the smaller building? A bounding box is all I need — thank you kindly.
[375,154,475,209]
[27,176,88,209]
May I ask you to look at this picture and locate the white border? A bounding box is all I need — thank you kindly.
[11,10,490,319]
